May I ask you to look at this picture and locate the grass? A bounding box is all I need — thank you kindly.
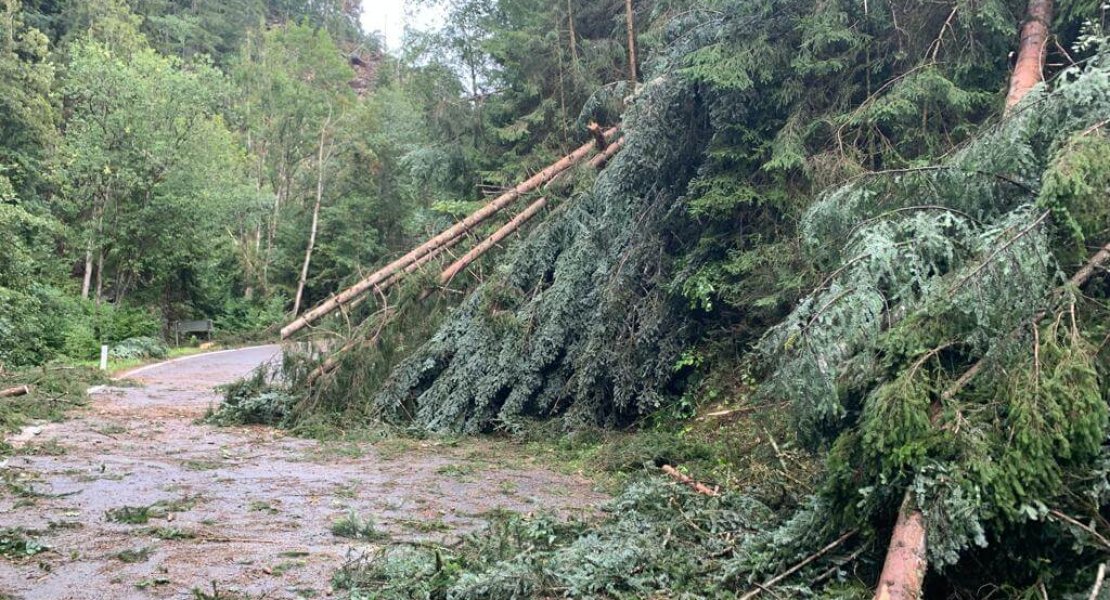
[106,496,202,524]
[67,345,213,376]
[0,528,48,560]
[114,546,153,563]
[331,511,387,541]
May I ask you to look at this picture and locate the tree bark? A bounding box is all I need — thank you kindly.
[625,0,638,84]
[439,197,549,285]
[588,137,624,169]
[872,240,1110,600]
[81,245,94,299]
[281,128,618,339]
[1004,0,1053,113]
[874,495,928,600]
[566,0,579,68]
[293,114,333,317]
[0,385,30,398]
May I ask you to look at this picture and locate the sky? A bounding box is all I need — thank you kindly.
[360,0,441,51]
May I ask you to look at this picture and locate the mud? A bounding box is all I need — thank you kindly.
[0,346,604,599]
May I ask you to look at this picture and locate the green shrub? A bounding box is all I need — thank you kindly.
[110,336,168,360]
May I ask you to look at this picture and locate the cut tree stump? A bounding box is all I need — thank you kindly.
[0,385,31,398]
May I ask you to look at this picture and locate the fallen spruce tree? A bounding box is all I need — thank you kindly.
[214,0,1110,595]
[316,56,1110,600]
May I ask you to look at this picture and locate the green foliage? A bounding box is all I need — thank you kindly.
[208,364,293,427]
[109,336,168,360]
[330,511,387,541]
[0,528,47,560]
[333,479,848,599]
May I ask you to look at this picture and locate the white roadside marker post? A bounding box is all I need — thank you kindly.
[100,345,109,371]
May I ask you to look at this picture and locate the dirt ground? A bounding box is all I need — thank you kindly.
[0,346,604,600]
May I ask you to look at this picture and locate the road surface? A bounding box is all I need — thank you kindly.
[0,346,602,599]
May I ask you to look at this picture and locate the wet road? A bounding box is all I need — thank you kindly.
[0,346,602,599]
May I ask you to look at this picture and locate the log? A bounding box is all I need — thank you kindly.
[439,198,549,285]
[342,224,471,314]
[661,464,719,496]
[439,137,624,287]
[588,137,624,169]
[1005,0,1053,113]
[304,238,465,385]
[873,241,1110,600]
[873,496,928,600]
[281,128,618,339]
[0,385,30,398]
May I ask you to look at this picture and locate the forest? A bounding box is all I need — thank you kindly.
[3,0,1110,597]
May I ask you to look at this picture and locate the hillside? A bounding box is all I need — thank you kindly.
[3,0,1110,598]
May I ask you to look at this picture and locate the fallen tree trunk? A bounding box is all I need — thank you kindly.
[0,385,30,398]
[440,137,625,287]
[282,128,618,339]
[439,198,549,285]
[588,137,624,169]
[661,464,719,496]
[342,225,471,314]
[873,241,1110,600]
[304,238,468,385]
[1005,0,1053,113]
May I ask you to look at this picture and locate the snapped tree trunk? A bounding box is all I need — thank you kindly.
[0,385,30,398]
[293,113,333,317]
[1005,0,1053,113]
[872,240,1110,600]
[281,128,618,339]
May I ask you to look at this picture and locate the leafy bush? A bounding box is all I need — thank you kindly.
[109,336,168,360]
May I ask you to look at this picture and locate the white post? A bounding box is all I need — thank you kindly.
[100,345,109,371]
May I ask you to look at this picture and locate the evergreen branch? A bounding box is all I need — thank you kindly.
[738,529,857,600]
[945,210,1050,299]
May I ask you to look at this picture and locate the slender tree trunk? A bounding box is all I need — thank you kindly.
[282,128,619,339]
[293,114,332,317]
[81,245,94,299]
[566,0,579,68]
[1005,0,1053,113]
[625,0,638,84]
[94,247,104,304]
[439,197,549,285]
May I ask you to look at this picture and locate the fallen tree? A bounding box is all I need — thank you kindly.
[281,128,618,339]
[872,240,1110,600]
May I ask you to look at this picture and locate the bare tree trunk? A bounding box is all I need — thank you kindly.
[81,245,94,299]
[282,128,618,339]
[625,0,638,84]
[439,197,549,285]
[94,247,105,304]
[293,113,333,317]
[566,0,579,68]
[873,496,928,600]
[1005,0,1053,113]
